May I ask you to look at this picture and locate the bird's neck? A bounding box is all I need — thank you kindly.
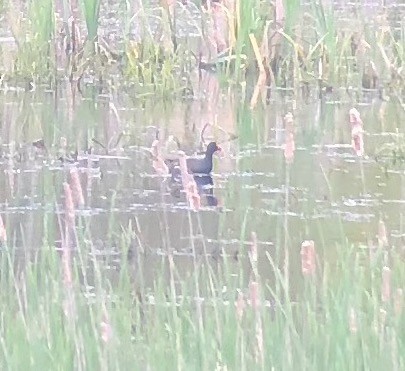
[205,151,214,160]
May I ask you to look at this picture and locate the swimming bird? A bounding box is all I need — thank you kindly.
[167,142,221,199]
[166,141,222,176]
[185,142,222,174]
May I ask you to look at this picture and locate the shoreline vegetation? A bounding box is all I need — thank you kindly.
[0,0,403,106]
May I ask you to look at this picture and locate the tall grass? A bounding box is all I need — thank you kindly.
[10,0,55,78]
[81,0,101,43]
[0,217,403,369]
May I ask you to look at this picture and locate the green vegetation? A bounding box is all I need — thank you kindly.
[0,215,403,369]
[0,0,403,100]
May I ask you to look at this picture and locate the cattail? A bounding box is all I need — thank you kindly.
[236,291,246,321]
[349,307,358,334]
[250,232,258,263]
[394,288,403,317]
[69,168,85,208]
[0,214,7,243]
[381,266,391,303]
[63,182,75,227]
[351,124,364,157]
[378,219,388,247]
[300,240,316,276]
[349,108,363,128]
[249,281,260,310]
[100,314,113,343]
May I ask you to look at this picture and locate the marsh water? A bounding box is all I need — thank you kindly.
[0,77,404,300]
[0,0,405,301]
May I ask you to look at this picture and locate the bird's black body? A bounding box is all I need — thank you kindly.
[167,142,221,201]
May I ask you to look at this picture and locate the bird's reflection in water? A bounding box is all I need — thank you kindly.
[169,168,218,207]
[194,174,218,207]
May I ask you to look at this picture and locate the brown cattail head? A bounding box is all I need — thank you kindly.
[69,168,85,208]
[381,266,391,303]
[100,312,113,344]
[349,307,358,334]
[0,215,7,243]
[63,182,75,227]
[349,108,363,128]
[300,240,316,276]
[351,124,364,157]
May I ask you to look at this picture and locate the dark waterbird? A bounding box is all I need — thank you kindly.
[167,142,222,201]
[185,141,222,174]
[167,141,221,178]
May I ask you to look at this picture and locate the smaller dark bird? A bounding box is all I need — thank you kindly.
[185,142,222,174]
[167,142,222,198]
[166,141,221,176]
